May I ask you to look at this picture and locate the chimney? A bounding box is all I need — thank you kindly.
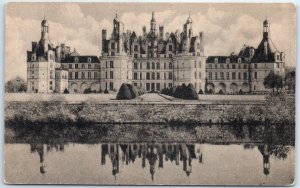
[102,29,107,41]
[159,25,164,40]
[32,42,37,51]
[165,32,170,40]
[199,31,204,56]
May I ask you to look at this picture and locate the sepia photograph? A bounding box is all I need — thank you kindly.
[4,2,296,185]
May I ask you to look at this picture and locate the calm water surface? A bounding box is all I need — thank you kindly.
[5,143,294,185]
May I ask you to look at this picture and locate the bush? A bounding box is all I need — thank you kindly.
[207,89,214,94]
[104,89,109,94]
[218,89,224,95]
[239,89,244,95]
[186,84,199,100]
[198,89,204,94]
[84,88,92,94]
[63,88,69,94]
[127,84,139,98]
[116,84,132,100]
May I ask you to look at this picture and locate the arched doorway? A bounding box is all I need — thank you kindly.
[230,83,238,94]
[242,82,250,93]
[81,83,89,93]
[218,83,226,94]
[70,83,78,93]
[206,83,215,94]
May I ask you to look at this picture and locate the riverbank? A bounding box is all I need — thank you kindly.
[5,93,294,125]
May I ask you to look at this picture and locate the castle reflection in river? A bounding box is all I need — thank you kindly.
[29,142,285,180]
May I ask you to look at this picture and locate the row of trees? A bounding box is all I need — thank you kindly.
[161,83,199,100]
[116,83,145,100]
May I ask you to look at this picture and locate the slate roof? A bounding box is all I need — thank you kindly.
[61,56,100,63]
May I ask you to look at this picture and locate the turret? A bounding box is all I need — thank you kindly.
[263,19,270,39]
[150,11,156,34]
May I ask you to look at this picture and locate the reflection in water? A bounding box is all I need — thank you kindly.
[28,142,291,181]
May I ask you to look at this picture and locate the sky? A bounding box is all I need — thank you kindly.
[5,3,296,81]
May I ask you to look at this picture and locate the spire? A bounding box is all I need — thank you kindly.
[151,11,156,22]
[116,10,118,18]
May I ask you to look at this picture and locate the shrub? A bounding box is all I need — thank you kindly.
[63,88,69,94]
[239,89,244,95]
[218,89,224,95]
[104,89,109,94]
[127,84,139,98]
[116,84,132,100]
[198,89,204,94]
[207,89,214,94]
[84,88,92,94]
[186,84,199,100]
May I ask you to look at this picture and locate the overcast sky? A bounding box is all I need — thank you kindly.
[5,3,295,81]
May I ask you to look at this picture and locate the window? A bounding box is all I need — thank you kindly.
[199,72,201,79]
[75,72,78,79]
[243,72,247,80]
[226,58,230,63]
[215,64,218,69]
[169,72,173,80]
[238,58,241,63]
[156,83,160,91]
[50,70,54,79]
[140,73,142,80]
[134,54,138,58]
[49,86,53,90]
[209,64,212,69]
[134,63,138,70]
[109,82,113,90]
[195,72,197,79]
[94,72,98,79]
[111,43,115,49]
[232,64,236,69]
[75,57,79,63]
[254,72,257,79]
[87,57,92,63]
[164,72,166,80]
[106,61,108,68]
[238,64,241,69]
[134,45,138,51]
[151,72,155,80]
[215,72,218,80]
[254,64,257,69]
[152,62,155,69]
[169,54,172,58]
[227,64,230,69]
[105,71,108,79]
[88,72,91,79]
[168,83,173,88]
[110,61,114,68]
[147,63,150,70]
[156,62,160,69]
[238,72,241,79]
[146,73,150,80]
[140,63,142,69]
[208,72,212,80]
[220,64,224,69]
[194,61,197,68]
[110,71,113,79]
[146,83,150,91]
[134,72,138,80]
[164,63,167,69]
[157,73,160,80]
[169,45,172,51]
[232,72,236,80]
[75,64,78,69]
[81,72,85,79]
[69,72,72,79]
[226,72,229,80]
[169,62,173,69]
[199,61,201,68]
[81,64,85,69]
[277,63,279,68]
[88,64,91,69]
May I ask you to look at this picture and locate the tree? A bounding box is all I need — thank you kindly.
[5,77,27,93]
[186,83,199,100]
[63,88,69,94]
[116,83,132,100]
[285,70,295,93]
[198,89,204,94]
[263,71,283,93]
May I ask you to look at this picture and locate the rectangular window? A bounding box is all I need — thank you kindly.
[244,64,248,69]
[215,64,218,69]
[111,43,115,49]
[152,63,155,69]
[110,61,114,68]
[134,54,138,58]
[146,73,150,80]
[105,71,108,79]
[220,72,224,80]
[254,72,257,79]
[140,73,142,80]
[215,72,218,80]
[243,72,247,80]
[134,72,138,80]
[164,63,167,69]
[232,64,236,69]
[169,72,173,80]
[69,64,72,69]
[169,54,172,58]
[146,83,150,91]
[106,61,108,68]
[109,82,113,90]
[69,72,72,79]
[140,63,142,69]
[81,72,85,79]
[151,72,155,80]
[255,64,257,69]
[238,72,241,79]
[227,64,230,69]
[156,83,160,91]
[208,72,212,80]
[75,64,78,69]
[232,72,236,80]
[134,63,138,70]
[157,73,160,80]
[110,71,113,79]
[169,45,172,51]
[81,64,85,69]
[94,72,98,79]
[156,63,160,69]
[226,72,229,80]
[147,63,150,70]
[238,64,241,69]
[169,62,173,69]
[209,64,212,69]
[75,72,78,79]
[220,64,224,69]
[88,64,91,69]
[88,72,91,79]
[168,83,172,88]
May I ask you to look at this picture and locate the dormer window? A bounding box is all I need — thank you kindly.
[75,57,79,63]
[31,54,36,61]
[214,58,218,63]
[226,58,230,63]
[87,57,92,63]
[238,58,241,63]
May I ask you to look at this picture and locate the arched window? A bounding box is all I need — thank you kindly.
[75,57,79,63]
[238,58,242,63]
[226,58,230,64]
[214,58,218,63]
[87,57,92,63]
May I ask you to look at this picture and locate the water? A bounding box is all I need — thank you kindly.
[4,124,295,185]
